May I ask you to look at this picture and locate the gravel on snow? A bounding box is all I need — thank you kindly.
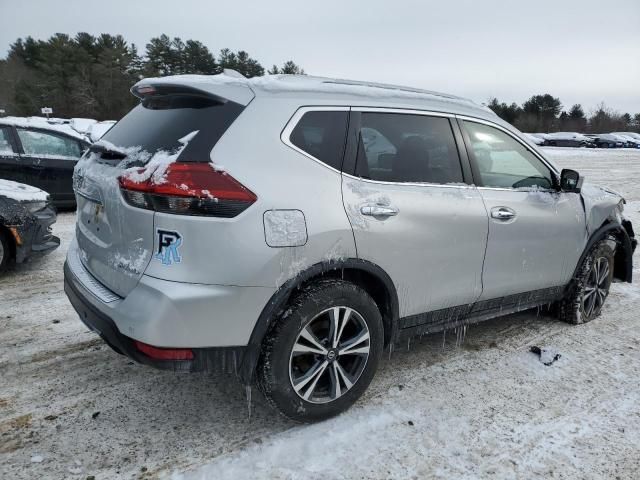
[1,148,639,479]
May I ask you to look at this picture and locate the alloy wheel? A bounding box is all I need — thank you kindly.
[581,256,611,319]
[289,306,370,404]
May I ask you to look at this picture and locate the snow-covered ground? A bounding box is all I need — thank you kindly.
[1,148,639,479]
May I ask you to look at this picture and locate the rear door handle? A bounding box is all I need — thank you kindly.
[360,205,399,217]
[491,206,516,220]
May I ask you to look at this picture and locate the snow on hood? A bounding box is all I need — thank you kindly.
[0,179,49,202]
[0,116,88,141]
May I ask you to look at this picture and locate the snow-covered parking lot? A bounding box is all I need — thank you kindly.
[1,148,639,479]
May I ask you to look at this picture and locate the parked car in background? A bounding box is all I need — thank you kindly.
[0,179,60,275]
[585,134,625,148]
[86,120,116,142]
[544,132,595,148]
[529,133,551,145]
[0,117,91,208]
[612,132,640,142]
[523,133,545,145]
[64,72,636,422]
[612,133,640,149]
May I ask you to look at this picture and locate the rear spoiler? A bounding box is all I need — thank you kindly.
[131,74,255,106]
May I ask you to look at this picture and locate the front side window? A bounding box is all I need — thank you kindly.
[463,121,554,189]
[0,127,15,154]
[17,129,82,159]
[290,111,349,170]
[355,113,464,184]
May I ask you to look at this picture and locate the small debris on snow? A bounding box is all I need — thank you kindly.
[30,455,44,463]
[44,414,58,421]
[91,411,100,419]
[530,346,562,366]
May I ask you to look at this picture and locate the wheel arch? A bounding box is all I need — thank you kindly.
[570,220,634,287]
[238,258,399,384]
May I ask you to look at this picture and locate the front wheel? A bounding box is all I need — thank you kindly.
[558,237,615,324]
[257,279,384,422]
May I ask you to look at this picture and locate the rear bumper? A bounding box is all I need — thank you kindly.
[63,241,276,373]
[64,268,245,373]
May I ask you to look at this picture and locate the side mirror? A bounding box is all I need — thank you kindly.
[560,169,583,193]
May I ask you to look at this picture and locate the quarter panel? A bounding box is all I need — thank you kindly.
[144,98,357,287]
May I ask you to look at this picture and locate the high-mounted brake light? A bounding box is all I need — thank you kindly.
[118,162,257,217]
[133,85,157,97]
[134,341,194,361]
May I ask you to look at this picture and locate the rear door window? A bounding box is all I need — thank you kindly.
[354,112,464,184]
[289,111,349,170]
[17,129,82,159]
[0,127,16,154]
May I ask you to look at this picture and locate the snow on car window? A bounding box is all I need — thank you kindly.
[17,129,82,159]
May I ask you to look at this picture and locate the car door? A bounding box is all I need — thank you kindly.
[459,118,586,301]
[341,109,489,319]
[15,127,84,205]
[0,126,25,184]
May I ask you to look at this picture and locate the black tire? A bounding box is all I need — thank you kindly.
[0,229,12,275]
[257,279,384,422]
[558,237,615,324]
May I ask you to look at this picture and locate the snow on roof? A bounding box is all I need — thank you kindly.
[0,116,89,141]
[0,179,49,202]
[136,71,493,117]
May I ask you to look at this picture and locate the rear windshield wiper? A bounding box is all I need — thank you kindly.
[90,141,127,160]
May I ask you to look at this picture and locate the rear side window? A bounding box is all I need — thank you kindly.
[0,127,15,154]
[17,128,82,159]
[290,111,348,170]
[354,113,463,184]
[100,96,245,162]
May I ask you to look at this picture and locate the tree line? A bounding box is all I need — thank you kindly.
[488,95,640,133]
[0,33,304,120]
[1,33,638,134]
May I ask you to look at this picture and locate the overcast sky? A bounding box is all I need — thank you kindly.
[1,0,639,113]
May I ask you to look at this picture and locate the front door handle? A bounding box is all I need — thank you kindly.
[360,205,399,217]
[491,206,516,220]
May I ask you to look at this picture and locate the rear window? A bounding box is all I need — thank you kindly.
[100,95,245,162]
[290,111,348,170]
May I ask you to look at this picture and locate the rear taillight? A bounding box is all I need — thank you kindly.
[118,162,256,217]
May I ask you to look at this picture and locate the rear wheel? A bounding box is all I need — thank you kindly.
[559,237,615,324]
[257,279,383,422]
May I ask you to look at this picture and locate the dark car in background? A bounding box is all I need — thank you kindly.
[543,132,595,148]
[0,117,91,208]
[585,134,625,148]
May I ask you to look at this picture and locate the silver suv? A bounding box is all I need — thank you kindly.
[64,73,636,422]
